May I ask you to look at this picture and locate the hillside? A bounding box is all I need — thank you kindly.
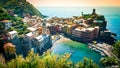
[0,0,43,17]
[0,7,11,20]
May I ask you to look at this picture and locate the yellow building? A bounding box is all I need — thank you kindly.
[66,25,72,35]
[3,43,16,55]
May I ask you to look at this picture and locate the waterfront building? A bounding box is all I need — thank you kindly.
[7,31,18,40]
[34,34,51,53]
[62,23,79,35]
[72,27,82,38]
[62,24,67,34]
[65,25,73,35]
[80,28,96,41]
[72,26,99,42]
[71,24,79,29]
[33,20,52,54]
[0,20,12,30]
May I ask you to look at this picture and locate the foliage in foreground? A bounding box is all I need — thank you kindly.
[100,40,120,68]
[113,40,120,58]
[100,57,119,67]
[0,50,99,68]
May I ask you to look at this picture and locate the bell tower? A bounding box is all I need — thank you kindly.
[92,9,96,15]
[42,19,47,34]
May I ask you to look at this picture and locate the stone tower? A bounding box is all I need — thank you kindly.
[42,19,47,34]
[92,9,97,15]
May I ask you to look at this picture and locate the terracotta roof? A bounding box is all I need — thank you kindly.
[72,24,77,26]
[3,43,15,49]
[1,20,10,23]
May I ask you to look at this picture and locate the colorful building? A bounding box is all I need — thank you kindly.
[72,26,99,42]
[8,31,18,40]
[3,43,16,60]
[0,20,12,30]
[27,27,39,37]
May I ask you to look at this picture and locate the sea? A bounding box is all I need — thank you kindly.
[37,7,120,66]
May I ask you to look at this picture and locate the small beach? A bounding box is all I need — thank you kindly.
[54,35,71,44]
[51,35,71,50]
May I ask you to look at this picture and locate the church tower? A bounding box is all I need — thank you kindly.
[92,9,97,15]
[42,19,47,34]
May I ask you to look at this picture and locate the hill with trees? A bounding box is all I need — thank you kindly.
[0,0,43,17]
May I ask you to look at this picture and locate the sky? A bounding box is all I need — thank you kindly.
[27,0,120,7]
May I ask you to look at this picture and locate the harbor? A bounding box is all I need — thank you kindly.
[88,43,113,57]
[51,35,102,65]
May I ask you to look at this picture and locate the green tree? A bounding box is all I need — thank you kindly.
[100,57,119,67]
[75,57,99,68]
[0,50,100,68]
[113,40,120,58]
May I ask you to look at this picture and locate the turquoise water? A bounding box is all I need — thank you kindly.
[52,40,102,65]
[37,7,120,66]
[38,7,120,40]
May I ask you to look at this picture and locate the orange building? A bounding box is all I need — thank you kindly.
[3,43,16,60]
[3,43,16,55]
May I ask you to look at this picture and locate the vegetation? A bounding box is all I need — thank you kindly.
[9,15,29,35]
[0,50,99,68]
[0,7,11,20]
[113,40,120,58]
[0,7,29,35]
[0,0,42,17]
[100,57,119,67]
[100,41,120,68]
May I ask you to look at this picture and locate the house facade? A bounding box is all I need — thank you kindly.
[0,20,12,30]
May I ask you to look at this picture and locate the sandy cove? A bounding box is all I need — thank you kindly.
[51,35,71,50]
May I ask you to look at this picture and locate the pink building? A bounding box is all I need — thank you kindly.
[72,26,99,42]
